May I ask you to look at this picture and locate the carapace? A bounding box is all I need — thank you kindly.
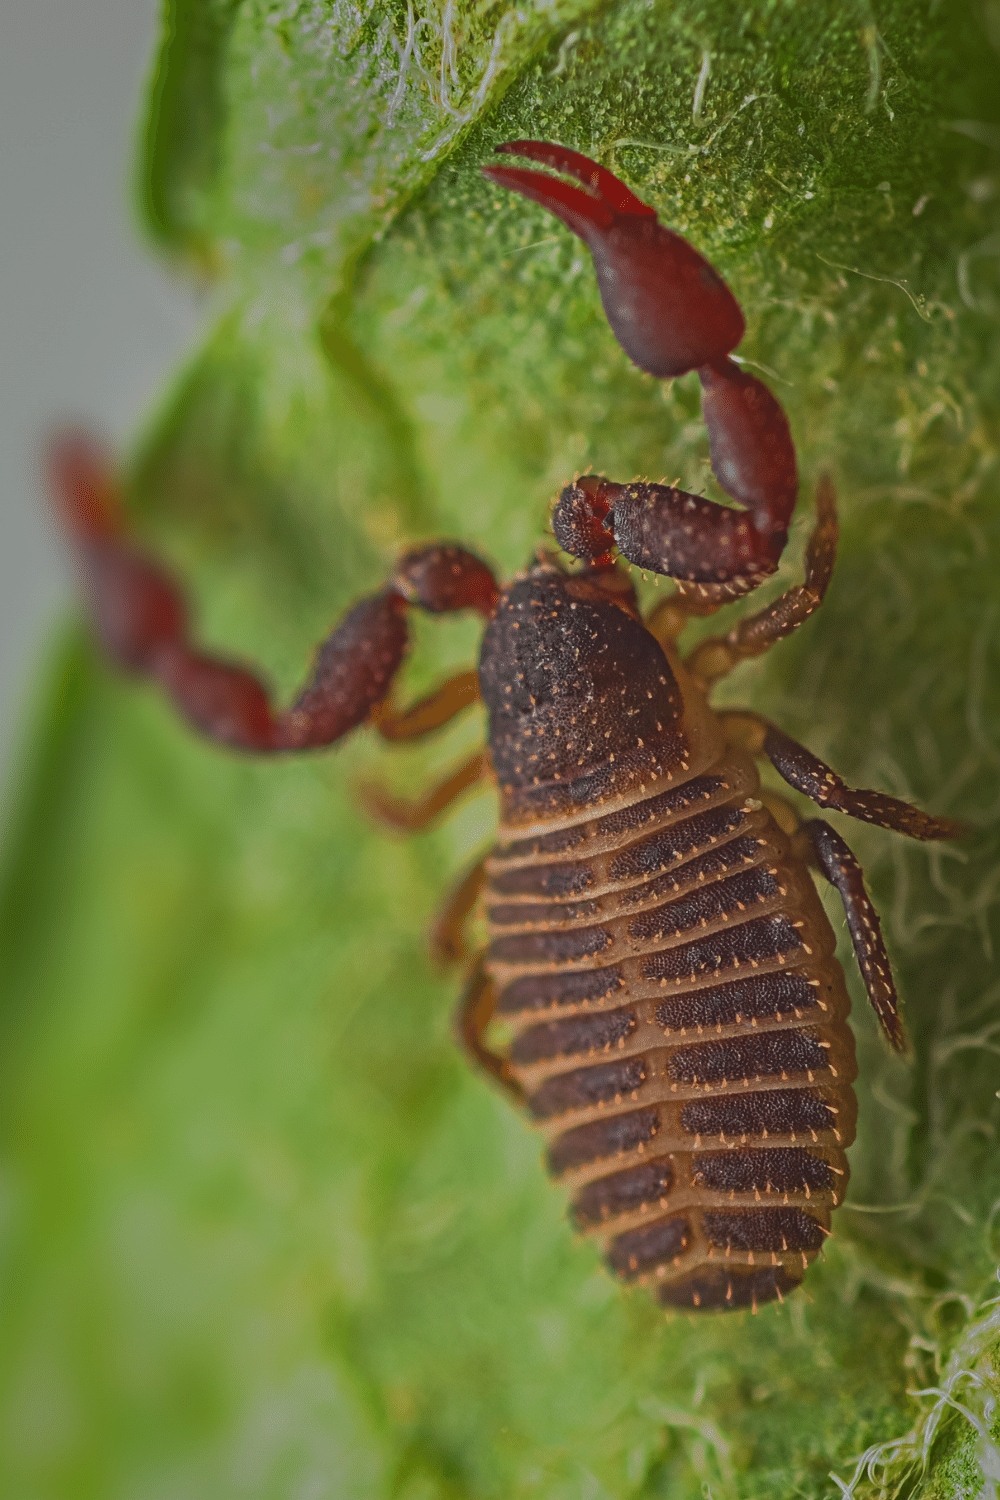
[51,141,963,1312]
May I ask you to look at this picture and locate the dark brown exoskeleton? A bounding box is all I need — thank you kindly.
[52,142,963,1313]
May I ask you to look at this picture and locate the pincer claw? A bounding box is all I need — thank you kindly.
[484,140,745,378]
[492,140,656,216]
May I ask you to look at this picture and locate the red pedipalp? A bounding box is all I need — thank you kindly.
[49,439,499,753]
[488,140,797,583]
[699,357,798,540]
[482,165,616,240]
[485,142,745,381]
[493,140,656,217]
[49,431,125,542]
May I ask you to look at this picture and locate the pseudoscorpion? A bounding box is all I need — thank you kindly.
[52,141,962,1311]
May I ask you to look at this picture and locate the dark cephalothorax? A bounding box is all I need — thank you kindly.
[479,566,686,823]
[52,142,963,1312]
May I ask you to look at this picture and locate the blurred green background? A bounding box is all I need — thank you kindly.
[1,1,999,1495]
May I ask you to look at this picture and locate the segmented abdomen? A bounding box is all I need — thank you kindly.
[485,747,857,1311]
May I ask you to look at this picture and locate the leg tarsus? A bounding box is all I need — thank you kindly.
[373,671,480,743]
[430,854,487,967]
[719,710,965,842]
[687,475,837,685]
[769,721,963,841]
[803,819,906,1052]
[357,751,489,833]
[455,954,524,1102]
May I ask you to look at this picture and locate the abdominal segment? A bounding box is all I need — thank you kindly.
[485,748,856,1311]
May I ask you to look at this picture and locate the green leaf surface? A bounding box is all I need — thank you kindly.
[2,2,1000,1496]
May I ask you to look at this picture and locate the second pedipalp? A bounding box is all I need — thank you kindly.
[486,143,798,586]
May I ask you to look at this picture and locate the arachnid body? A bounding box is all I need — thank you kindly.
[52,142,962,1312]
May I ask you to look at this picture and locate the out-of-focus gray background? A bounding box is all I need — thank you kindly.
[0,0,202,783]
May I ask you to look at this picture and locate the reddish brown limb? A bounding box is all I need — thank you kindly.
[803,819,906,1052]
[685,475,838,684]
[455,953,524,1101]
[373,671,480,743]
[485,141,743,377]
[430,855,487,966]
[491,140,657,217]
[50,430,125,542]
[392,544,499,617]
[151,643,281,748]
[555,365,798,584]
[50,433,189,669]
[50,433,499,754]
[280,549,496,751]
[488,143,798,586]
[273,591,410,750]
[553,471,786,587]
[720,710,965,842]
[357,751,489,833]
[698,357,798,541]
